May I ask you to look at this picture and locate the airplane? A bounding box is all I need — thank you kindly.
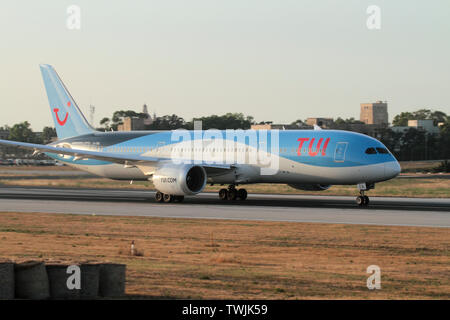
[0,64,401,206]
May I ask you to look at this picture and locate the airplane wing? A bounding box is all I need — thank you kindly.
[0,139,232,172]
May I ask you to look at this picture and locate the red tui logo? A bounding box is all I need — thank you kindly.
[297,137,330,156]
[53,102,71,126]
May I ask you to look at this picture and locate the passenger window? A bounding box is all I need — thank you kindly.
[376,147,389,154]
[365,148,377,154]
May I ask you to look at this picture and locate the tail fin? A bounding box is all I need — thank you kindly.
[40,64,94,139]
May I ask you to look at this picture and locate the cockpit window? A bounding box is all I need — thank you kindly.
[365,147,377,154]
[376,147,389,154]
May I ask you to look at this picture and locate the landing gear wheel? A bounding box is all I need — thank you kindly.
[163,193,174,203]
[227,188,237,200]
[356,196,365,206]
[363,196,369,206]
[219,188,228,200]
[237,188,247,200]
[356,183,373,207]
[155,191,164,203]
[356,195,370,206]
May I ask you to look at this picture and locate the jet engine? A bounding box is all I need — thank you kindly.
[153,164,207,196]
[288,183,331,191]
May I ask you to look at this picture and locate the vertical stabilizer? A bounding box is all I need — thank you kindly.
[40,64,94,139]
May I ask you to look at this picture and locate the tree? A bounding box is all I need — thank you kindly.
[334,117,364,125]
[430,111,448,125]
[188,113,254,130]
[392,109,448,126]
[381,109,450,161]
[412,109,432,120]
[392,112,414,126]
[149,114,187,130]
[290,119,304,126]
[41,126,57,144]
[377,128,403,155]
[438,122,450,159]
[99,117,111,130]
[400,128,427,161]
[8,121,41,143]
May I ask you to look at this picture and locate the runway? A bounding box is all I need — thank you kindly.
[0,187,449,227]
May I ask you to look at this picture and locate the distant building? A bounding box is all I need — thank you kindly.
[250,124,272,130]
[118,104,154,131]
[142,104,153,126]
[360,101,388,125]
[118,117,146,131]
[306,117,334,128]
[391,119,440,134]
[407,119,439,134]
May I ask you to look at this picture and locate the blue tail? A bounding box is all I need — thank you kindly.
[40,64,94,139]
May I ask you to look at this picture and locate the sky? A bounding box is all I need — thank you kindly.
[0,0,449,130]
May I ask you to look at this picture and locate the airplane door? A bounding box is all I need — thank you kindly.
[334,142,348,162]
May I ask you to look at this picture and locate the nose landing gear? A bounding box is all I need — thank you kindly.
[356,183,373,207]
[356,192,370,206]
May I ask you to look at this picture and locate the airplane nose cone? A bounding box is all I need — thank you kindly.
[384,161,401,179]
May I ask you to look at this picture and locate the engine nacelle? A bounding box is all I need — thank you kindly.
[153,164,207,196]
[288,183,331,191]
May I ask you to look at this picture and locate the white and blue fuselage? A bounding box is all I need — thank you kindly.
[49,129,400,186]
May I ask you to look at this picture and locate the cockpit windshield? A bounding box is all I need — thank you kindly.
[365,147,390,155]
[365,147,377,154]
[376,147,389,154]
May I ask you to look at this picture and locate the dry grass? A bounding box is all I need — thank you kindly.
[0,211,448,299]
[399,160,443,171]
[1,176,450,198]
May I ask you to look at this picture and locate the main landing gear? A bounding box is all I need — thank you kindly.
[155,191,184,203]
[219,185,248,201]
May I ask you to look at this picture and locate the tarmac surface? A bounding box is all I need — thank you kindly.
[0,186,449,227]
